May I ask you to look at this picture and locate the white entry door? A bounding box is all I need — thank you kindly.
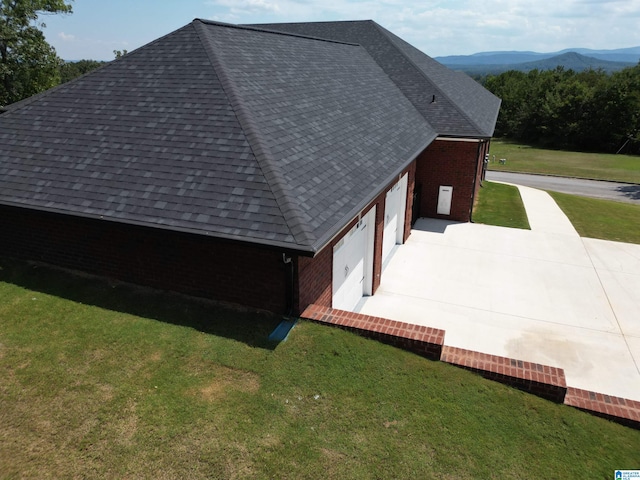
[437,185,453,215]
[382,174,408,265]
[332,209,375,311]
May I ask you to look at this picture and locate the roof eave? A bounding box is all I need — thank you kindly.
[0,200,317,256]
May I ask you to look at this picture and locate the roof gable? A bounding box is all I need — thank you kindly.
[251,20,501,137]
[0,20,435,252]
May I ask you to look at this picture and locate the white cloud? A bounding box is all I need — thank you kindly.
[50,0,640,60]
[209,0,281,13]
[58,31,75,41]
[363,0,640,55]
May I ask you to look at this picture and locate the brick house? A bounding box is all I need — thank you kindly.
[0,20,500,315]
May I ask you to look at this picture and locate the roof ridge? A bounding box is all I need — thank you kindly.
[371,22,486,137]
[192,20,316,248]
[200,18,360,47]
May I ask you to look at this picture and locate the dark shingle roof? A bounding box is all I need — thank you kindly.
[251,20,501,137]
[0,20,435,252]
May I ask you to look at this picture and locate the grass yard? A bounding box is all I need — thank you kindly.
[549,191,640,244]
[488,139,640,184]
[472,181,530,229]
[1,260,639,479]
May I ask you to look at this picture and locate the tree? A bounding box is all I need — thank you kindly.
[484,63,640,153]
[0,0,73,106]
[60,59,103,83]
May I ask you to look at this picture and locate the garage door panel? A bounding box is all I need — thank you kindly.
[332,209,374,312]
[382,175,407,265]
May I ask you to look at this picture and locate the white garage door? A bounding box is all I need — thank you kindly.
[332,208,375,311]
[382,174,408,265]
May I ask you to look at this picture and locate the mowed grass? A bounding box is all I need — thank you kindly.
[549,191,640,244]
[1,260,640,479]
[472,181,530,229]
[472,181,640,244]
[488,139,640,183]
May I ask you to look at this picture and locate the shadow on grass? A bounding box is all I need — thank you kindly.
[0,257,282,350]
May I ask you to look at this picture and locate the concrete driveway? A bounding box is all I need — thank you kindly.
[358,185,640,402]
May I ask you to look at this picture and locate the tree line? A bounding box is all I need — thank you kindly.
[484,65,640,154]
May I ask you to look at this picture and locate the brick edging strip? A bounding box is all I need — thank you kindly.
[564,387,640,429]
[301,304,444,360]
[441,346,566,403]
[300,304,639,429]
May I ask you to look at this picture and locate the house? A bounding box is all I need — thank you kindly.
[0,19,500,315]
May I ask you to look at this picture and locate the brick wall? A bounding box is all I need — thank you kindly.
[0,205,288,313]
[415,138,487,222]
[371,191,385,294]
[403,160,417,242]
[296,245,332,312]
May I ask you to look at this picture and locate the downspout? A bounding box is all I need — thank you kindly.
[282,253,294,317]
[267,253,297,342]
[481,141,489,184]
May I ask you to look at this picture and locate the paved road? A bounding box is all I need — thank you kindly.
[486,171,640,205]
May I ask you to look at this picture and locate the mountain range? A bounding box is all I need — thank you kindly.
[435,47,640,75]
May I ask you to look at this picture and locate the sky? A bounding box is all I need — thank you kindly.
[41,0,640,61]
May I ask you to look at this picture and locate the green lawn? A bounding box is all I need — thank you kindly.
[472,181,640,244]
[549,191,640,244]
[472,181,530,229]
[488,139,640,184]
[1,260,639,479]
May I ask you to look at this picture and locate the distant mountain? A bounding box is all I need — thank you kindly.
[436,47,639,75]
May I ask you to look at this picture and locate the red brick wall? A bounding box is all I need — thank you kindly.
[403,160,417,242]
[0,205,288,313]
[296,245,332,312]
[370,191,385,295]
[415,138,487,222]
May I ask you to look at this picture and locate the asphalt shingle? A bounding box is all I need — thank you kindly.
[252,20,501,137]
[0,19,484,253]
[0,22,295,246]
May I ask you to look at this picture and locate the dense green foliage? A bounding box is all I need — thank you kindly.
[485,65,640,153]
[0,0,73,106]
[60,59,104,83]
